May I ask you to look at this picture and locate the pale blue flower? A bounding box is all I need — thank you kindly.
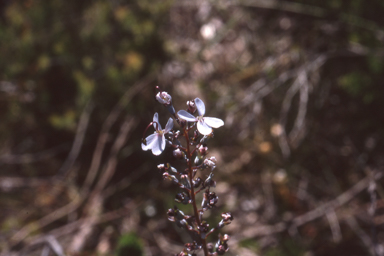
[142,113,173,155]
[177,98,224,135]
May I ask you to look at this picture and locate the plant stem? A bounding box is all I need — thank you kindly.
[184,128,209,256]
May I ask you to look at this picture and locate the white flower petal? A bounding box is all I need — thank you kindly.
[153,113,162,131]
[151,134,163,155]
[204,117,224,128]
[161,134,166,151]
[177,110,197,122]
[165,118,174,133]
[141,133,157,151]
[197,120,213,135]
[194,98,205,116]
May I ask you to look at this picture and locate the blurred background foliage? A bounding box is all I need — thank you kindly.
[1,0,384,255]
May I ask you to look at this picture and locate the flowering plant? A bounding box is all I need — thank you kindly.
[141,87,233,256]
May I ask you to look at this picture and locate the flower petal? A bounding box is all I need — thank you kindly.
[153,113,162,131]
[151,134,163,155]
[141,133,157,151]
[177,110,197,122]
[161,134,166,151]
[194,98,205,116]
[165,118,174,133]
[204,117,224,128]
[197,120,213,135]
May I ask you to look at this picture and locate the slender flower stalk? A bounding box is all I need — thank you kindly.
[142,90,232,256]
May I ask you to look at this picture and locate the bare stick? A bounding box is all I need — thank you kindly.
[57,101,94,177]
[240,171,383,238]
[82,76,153,194]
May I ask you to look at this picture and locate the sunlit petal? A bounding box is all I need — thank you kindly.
[194,98,205,116]
[204,117,224,128]
[197,120,213,135]
[141,133,157,151]
[177,110,197,122]
[151,134,162,155]
[153,113,162,131]
[161,134,166,151]
[165,118,174,133]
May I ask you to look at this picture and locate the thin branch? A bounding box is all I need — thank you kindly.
[0,144,68,164]
[240,171,383,238]
[347,217,376,256]
[7,77,153,251]
[82,76,153,195]
[57,101,94,177]
[92,115,136,194]
[326,209,342,243]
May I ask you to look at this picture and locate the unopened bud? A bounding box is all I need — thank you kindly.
[215,234,229,255]
[185,241,201,251]
[187,100,197,114]
[175,192,190,204]
[198,145,208,156]
[203,173,216,188]
[180,174,191,189]
[157,164,166,172]
[198,221,210,235]
[194,155,202,165]
[156,91,172,105]
[163,172,179,183]
[218,212,234,228]
[203,156,217,170]
[169,166,178,174]
[173,148,184,159]
[193,177,202,188]
[202,190,218,209]
[167,206,185,222]
[207,243,214,253]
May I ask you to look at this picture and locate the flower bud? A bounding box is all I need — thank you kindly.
[215,234,229,255]
[207,243,214,253]
[167,208,176,222]
[221,212,234,223]
[187,100,197,114]
[170,167,177,174]
[180,174,191,189]
[198,145,208,156]
[173,148,184,159]
[216,244,228,255]
[194,155,202,165]
[202,190,218,209]
[198,221,210,235]
[185,241,201,251]
[218,212,234,228]
[167,206,185,222]
[157,164,166,173]
[203,173,216,188]
[203,156,217,170]
[193,177,202,188]
[175,192,191,204]
[163,172,179,183]
[156,91,172,105]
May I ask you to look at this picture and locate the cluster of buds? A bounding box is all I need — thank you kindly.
[141,88,233,256]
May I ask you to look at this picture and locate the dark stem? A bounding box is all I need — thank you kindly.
[183,128,209,256]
